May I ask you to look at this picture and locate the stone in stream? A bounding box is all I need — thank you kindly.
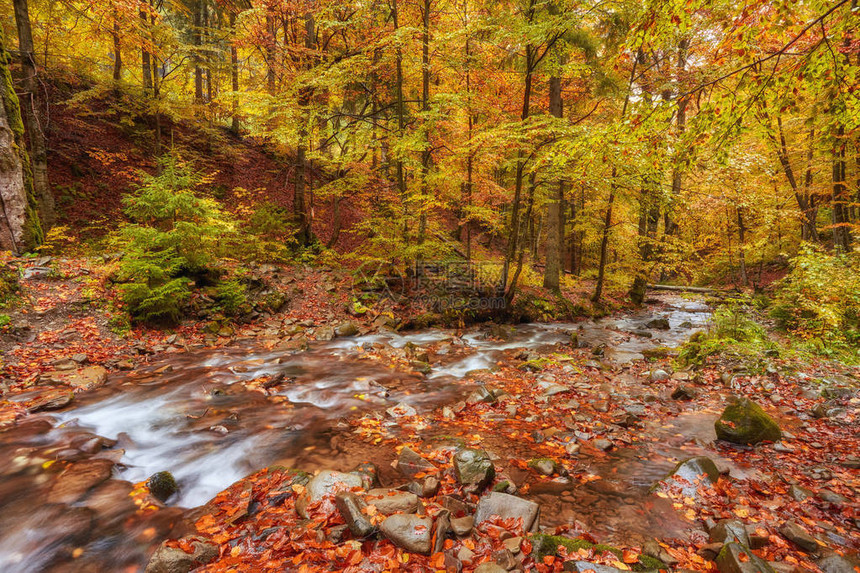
[710,519,751,546]
[335,321,359,337]
[646,317,670,330]
[315,326,336,341]
[650,369,670,382]
[67,365,108,390]
[379,514,434,554]
[351,461,380,489]
[25,387,74,413]
[716,542,775,573]
[386,402,418,418]
[453,448,495,487]
[528,458,557,476]
[474,492,540,532]
[778,521,821,553]
[715,398,781,445]
[466,385,497,404]
[335,492,375,537]
[147,471,179,502]
[48,459,115,504]
[145,536,219,573]
[563,562,628,573]
[788,484,812,502]
[364,489,422,515]
[396,447,437,477]
[655,456,720,496]
[671,385,697,400]
[296,470,365,518]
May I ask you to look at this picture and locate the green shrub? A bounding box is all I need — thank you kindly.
[114,156,234,324]
[216,278,249,316]
[771,245,860,347]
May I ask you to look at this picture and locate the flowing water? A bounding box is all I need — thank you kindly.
[0,293,715,572]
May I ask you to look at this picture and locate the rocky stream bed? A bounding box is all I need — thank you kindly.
[0,293,857,573]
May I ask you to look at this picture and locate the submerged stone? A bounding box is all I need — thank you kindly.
[453,448,495,487]
[147,471,178,502]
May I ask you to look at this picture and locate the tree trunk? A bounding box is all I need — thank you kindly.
[111,7,122,82]
[499,42,534,295]
[140,2,152,90]
[831,126,851,251]
[417,0,432,246]
[593,55,638,302]
[543,74,563,291]
[664,38,688,239]
[13,0,54,228]
[193,0,204,107]
[229,11,240,133]
[293,11,316,246]
[0,29,41,252]
[737,207,748,286]
[392,0,407,240]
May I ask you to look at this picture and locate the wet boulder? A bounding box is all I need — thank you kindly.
[710,519,750,546]
[364,489,422,515]
[67,365,108,390]
[474,492,540,532]
[48,459,115,504]
[563,562,627,573]
[646,317,670,330]
[671,385,696,400]
[450,515,474,536]
[484,324,515,341]
[649,369,671,382]
[147,471,179,502]
[453,448,495,487]
[716,542,775,573]
[528,458,557,476]
[335,492,374,537]
[466,385,497,404]
[379,514,434,554]
[817,553,860,573]
[778,521,820,553]
[396,447,437,477]
[25,387,74,413]
[351,461,380,489]
[145,536,219,573]
[655,456,720,496]
[316,326,336,341]
[296,470,365,518]
[715,398,781,445]
[335,321,359,337]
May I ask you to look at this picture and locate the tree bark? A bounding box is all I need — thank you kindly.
[140,2,152,90]
[13,0,54,228]
[229,11,240,133]
[0,29,40,252]
[293,11,316,246]
[543,74,563,291]
[417,0,432,246]
[111,7,122,82]
[831,125,851,251]
[392,0,407,240]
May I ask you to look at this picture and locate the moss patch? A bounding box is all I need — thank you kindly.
[528,534,665,571]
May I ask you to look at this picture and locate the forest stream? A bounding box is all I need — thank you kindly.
[0,294,731,572]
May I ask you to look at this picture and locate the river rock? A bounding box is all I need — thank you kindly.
[396,447,437,477]
[564,562,626,573]
[450,515,474,536]
[650,369,670,382]
[715,398,781,445]
[475,563,507,573]
[48,459,115,503]
[671,385,696,400]
[335,491,374,537]
[646,317,670,330]
[25,388,74,412]
[352,461,380,488]
[147,471,179,502]
[657,456,720,496]
[817,553,860,573]
[710,519,750,546]
[67,365,108,390]
[335,321,359,337]
[485,323,515,341]
[296,470,365,518]
[453,448,495,487]
[379,514,433,554]
[386,402,418,418]
[466,385,497,404]
[788,485,812,502]
[365,489,421,515]
[316,326,336,341]
[474,492,540,532]
[145,536,219,573]
[716,542,775,573]
[528,458,556,475]
[778,521,820,552]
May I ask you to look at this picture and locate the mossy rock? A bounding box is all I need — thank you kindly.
[519,358,556,372]
[715,398,781,445]
[147,471,178,502]
[528,534,665,571]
